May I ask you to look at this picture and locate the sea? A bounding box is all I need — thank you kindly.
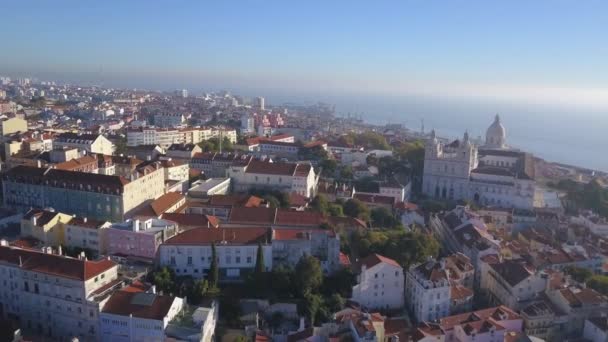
[264,92,608,173]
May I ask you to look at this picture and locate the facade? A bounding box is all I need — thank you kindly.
[64,216,111,256]
[228,160,318,198]
[106,218,178,260]
[190,152,253,178]
[480,259,547,310]
[166,143,202,160]
[0,243,118,341]
[0,117,28,137]
[3,164,166,221]
[352,254,404,310]
[158,228,273,282]
[406,260,451,322]
[53,133,115,155]
[423,116,537,209]
[127,127,237,148]
[271,229,340,274]
[21,209,73,246]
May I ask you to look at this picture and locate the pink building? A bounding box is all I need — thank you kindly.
[105,218,178,260]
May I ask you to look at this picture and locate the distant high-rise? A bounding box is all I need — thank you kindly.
[255,96,265,110]
[240,113,254,134]
[181,89,188,98]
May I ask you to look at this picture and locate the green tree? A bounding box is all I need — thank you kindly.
[153,267,175,294]
[255,242,265,274]
[326,293,346,313]
[565,266,593,283]
[328,204,344,217]
[294,255,323,296]
[270,265,295,298]
[311,195,330,215]
[319,158,338,177]
[340,166,353,180]
[343,198,370,222]
[208,243,219,288]
[298,292,323,326]
[188,279,209,304]
[371,207,397,228]
[588,275,608,296]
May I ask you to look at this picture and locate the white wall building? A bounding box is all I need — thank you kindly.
[0,242,118,341]
[228,160,318,198]
[53,132,115,155]
[351,254,404,310]
[158,228,273,281]
[406,259,451,322]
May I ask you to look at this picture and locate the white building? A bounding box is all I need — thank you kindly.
[240,113,255,134]
[423,115,537,209]
[53,132,115,155]
[228,160,318,198]
[584,317,608,342]
[255,96,265,110]
[0,242,119,341]
[406,259,451,322]
[64,216,111,256]
[351,254,404,310]
[100,289,218,342]
[158,227,273,281]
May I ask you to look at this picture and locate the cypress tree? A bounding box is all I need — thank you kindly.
[208,242,219,287]
[254,242,265,274]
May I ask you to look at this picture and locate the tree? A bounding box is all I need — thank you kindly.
[588,275,608,296]
[319,158,337,177]
[326,293,346,313]
[188,279,209,304]
[208,243,219,288]
[340,166,353,180]
[371,207,398,228]
[565,266,593,283]
[153,267,175,294]
[270,265,295,298]
[311,195,330,215]
[294,255,323,296]
[328,204,344,217]
[298,292,323,326]
[255,242,265,274]
[343,198,370,222]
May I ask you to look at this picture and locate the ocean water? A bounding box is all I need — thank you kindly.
[267,92,608,172]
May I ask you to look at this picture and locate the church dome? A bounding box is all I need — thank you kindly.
[485,114,506,148]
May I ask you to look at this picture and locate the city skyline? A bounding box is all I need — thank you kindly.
[2,1,608,110]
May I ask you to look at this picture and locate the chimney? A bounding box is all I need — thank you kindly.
[78,251,87,260]
[83,217,87,223]
[150,285,156,294]
[133,219,140,232]
[57,245,62,256]
[298,317,306,331]
[0,239,8,247]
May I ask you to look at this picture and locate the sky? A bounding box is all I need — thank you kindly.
[1,1,608,109]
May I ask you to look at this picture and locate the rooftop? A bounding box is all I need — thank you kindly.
[102,290,176,320]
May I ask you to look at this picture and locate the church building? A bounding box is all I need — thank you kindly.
[423,115,537,209]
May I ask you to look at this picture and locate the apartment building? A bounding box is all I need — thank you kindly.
[0,117,28,138]
[64,216,111,256]
[3,164,166,221]
[106,218,178,260]
[352,254,404,311]
[21,209,73,246]
[190,152,253,178]
[271,228,340,274]
[0,243,119,341]
[406,259,451,322]
[127,127,237,148]
[228,160,318,198]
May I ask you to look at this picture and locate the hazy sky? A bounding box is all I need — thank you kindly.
[2,1,608,108]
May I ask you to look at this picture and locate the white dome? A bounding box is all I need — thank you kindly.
[485,114,506,148]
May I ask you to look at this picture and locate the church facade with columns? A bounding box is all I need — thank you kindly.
[423,115,537,209]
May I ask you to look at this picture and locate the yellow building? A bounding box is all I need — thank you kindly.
[21,208,73,246]
[0,117,28,137]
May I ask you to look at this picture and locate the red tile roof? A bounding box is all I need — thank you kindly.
[163,227,271,245]
[273,229,335,241]
[150,192,185,216]
[228,207,277,224]
[0,245,116,281]
[245,160,297,176]
[102,290,176,320]
[161,213,220,228]
[359,253,401,269]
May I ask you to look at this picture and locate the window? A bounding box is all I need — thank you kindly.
[187,256,192,265]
